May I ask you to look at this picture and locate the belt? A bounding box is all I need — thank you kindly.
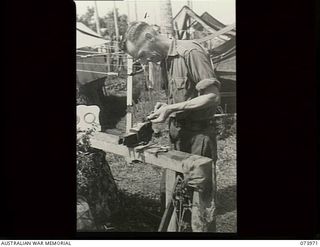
[170,117,215,130]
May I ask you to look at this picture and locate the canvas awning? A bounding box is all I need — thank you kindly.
[76,22,109,49]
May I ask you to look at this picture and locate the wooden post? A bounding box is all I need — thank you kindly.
[113,1,120,42]
[113,1,120,70]
[126,56,133,132]
[107,46,111,72]
[134,0,138,21]
[160,0,175,38]
[166,170,177,231]
[94,1,101,36]
[88,132,213,173]
[186,15,190,40]
[127,0,131,22]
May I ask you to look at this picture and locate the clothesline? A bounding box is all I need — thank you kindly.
[175,29,233,34]
[76,62,143,67]
[77,52,126,56]
[77,53,128,58]
[77,62,130,68]
[77,49,124,54]
[77,53,127,58]
[77,69,118,75]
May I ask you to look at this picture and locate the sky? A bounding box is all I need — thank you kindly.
[75,0,236,26]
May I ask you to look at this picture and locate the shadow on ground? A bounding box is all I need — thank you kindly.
[110,184,237,232]
[111,192,161,232]
[216,185,237,215]
[100,95,127,130]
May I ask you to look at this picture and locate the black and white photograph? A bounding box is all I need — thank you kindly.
[2,0,318,241]
[76,0,236,232]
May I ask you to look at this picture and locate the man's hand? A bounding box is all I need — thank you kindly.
[153,102,167,111]
[147,104,172,123]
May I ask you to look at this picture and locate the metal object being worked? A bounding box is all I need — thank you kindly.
[153,146,169,157]
[118,121,153,147]
[135,142,157,153]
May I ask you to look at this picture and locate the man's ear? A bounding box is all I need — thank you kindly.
[145,32,155,42]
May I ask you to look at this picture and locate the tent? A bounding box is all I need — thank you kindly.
[76,22,109,49]
[76,22,111,84]
[172,6,235,43]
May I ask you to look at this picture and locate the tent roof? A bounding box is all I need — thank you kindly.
[76,22,108,49]
[173,6,223,34]
[173,6,235,33]
[199,12,226,30]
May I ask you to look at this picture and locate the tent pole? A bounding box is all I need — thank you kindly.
[134,0,138,20]
[126,56,133,133]
[114,1,120,70]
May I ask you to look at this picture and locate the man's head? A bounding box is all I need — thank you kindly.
[121,22,169,64]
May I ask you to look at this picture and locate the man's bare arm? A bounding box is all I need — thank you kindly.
[148,84,220,123]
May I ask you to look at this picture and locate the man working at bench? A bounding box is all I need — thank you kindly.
[121,22,220,232]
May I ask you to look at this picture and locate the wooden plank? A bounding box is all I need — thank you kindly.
[197,23,236,43]
[89,132,212,173]
[185,9,217,34]
[165,170,176,205]
[92,131,120,144]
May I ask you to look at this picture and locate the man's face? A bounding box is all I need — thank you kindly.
[126,33,163,65]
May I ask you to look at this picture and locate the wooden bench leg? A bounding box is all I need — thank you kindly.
[165,169,177,231]
[158,170,178,232]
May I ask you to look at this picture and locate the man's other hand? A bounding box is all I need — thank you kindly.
[153,102,167,111]
[147,104,172,123]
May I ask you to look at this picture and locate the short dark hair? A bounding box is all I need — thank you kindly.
[120,21,155,52]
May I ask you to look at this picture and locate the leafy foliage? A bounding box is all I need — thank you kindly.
[172,176,193,232]
[100,10,128,38]
[76,127,96,196]
[216,115,236,140]
[77,7,128,38]
[77,6,95,31]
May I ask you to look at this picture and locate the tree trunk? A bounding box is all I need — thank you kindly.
[159,0,175,38]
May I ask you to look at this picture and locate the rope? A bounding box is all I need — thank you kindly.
[77,62,109,66]
[77,53,127,58]
[77,62,129,67]
[77,50,126,55]
[76,69,118,75]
